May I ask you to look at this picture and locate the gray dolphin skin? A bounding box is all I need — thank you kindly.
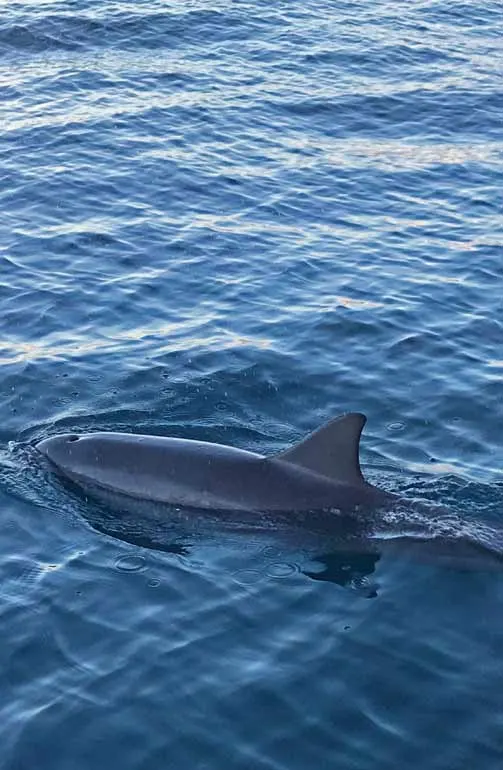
[36,413,391,513]
[36,413,503,575]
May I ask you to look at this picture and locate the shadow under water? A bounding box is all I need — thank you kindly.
[70,481,384,591]
[46,469,503,595]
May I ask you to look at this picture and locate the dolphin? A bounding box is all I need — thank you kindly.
[36,414,393,513]
[35,413,503,576]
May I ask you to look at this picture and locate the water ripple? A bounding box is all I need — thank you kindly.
[1,0,503,768]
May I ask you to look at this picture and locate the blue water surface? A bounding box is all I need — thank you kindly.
[1,1,503,768]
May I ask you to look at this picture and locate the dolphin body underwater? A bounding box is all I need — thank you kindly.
[36,413,503,577]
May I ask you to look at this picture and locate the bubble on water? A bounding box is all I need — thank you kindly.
[114,555,147,573]
[260,545,282,558]
[387,422,405,432]
[147,578,161,588]
[351,575,378,599]
[232,569,263,585]
[265,562,296,578]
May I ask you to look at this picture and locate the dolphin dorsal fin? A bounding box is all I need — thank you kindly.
[275,413,367,485]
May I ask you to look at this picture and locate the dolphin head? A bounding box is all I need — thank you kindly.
[37,433,92,476]
[36,432,125,488]
[36,431,165,493]
[37,433,80,460]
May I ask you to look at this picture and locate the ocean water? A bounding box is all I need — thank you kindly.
[1,0,503,767]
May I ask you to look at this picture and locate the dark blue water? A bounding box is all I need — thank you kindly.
[1,1,503,767]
